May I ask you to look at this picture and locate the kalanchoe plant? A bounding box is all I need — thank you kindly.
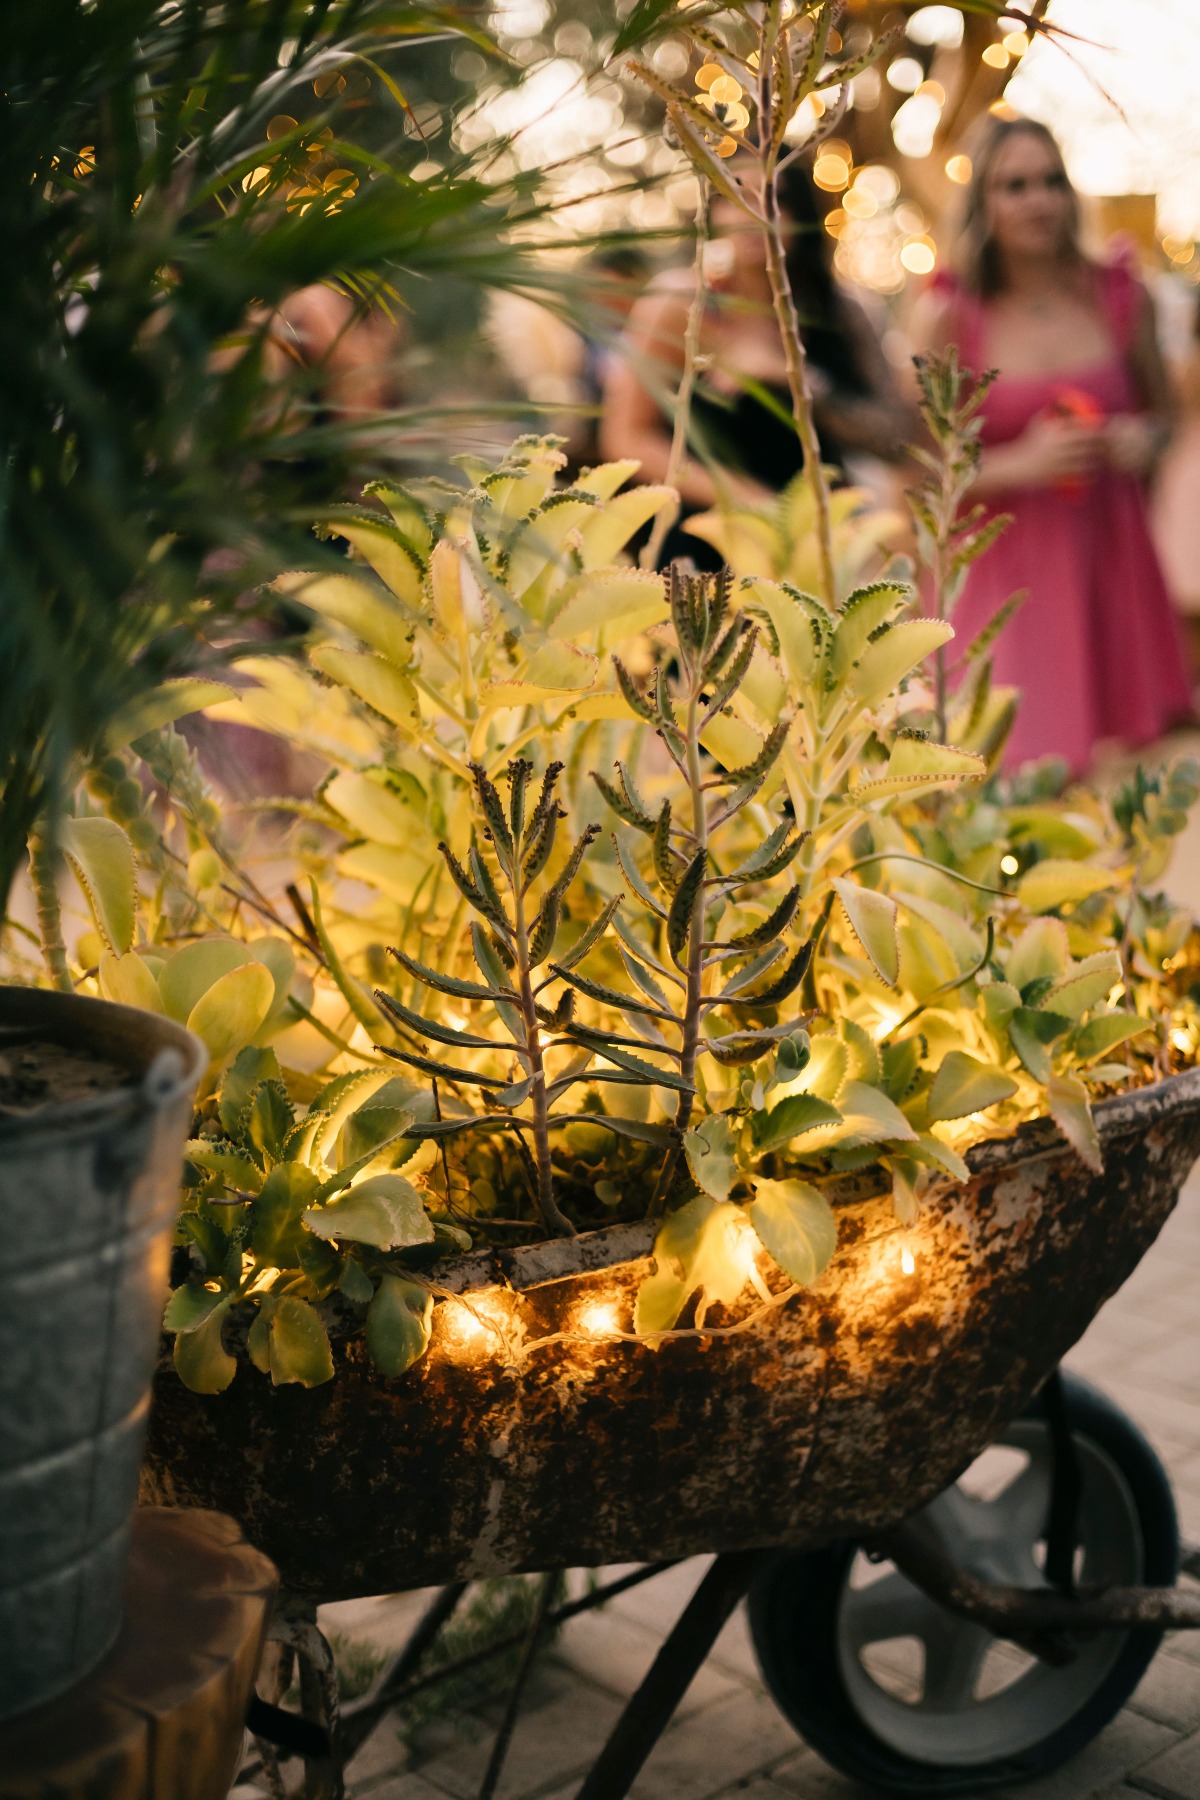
[584,564,815,1210]
[15,417,1199,1394]
[371,757,627,1238]
[906,352,1018,755]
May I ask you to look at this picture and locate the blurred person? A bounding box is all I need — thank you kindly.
[486,247,649,471]
[601,164,914,565]
[262,282,407,436]
[1153,287,1200,672]
[913,116,1190,772]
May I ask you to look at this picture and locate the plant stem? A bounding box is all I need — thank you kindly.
[511,878,574,1236]
[29,830,73,992]
[930,455,955,742]
[651,671,708,1213]
[761,161,836,613]
[643,182,710,573]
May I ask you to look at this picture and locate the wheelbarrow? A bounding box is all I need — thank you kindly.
[140,1065,1200,1796]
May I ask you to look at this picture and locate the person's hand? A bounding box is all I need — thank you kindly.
[1103,413,1162,475]
[1015,410,1105,488]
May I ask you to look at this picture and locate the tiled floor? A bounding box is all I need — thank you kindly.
[232,740,1200,1800]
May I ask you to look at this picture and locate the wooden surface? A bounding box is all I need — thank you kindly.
[0,1508,277,1800]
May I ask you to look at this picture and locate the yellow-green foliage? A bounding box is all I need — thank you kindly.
[15,437,1197,1392]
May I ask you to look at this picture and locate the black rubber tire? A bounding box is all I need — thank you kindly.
[749,1373,1179,1796]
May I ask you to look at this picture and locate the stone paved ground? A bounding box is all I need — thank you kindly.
[232,737,1200,1800]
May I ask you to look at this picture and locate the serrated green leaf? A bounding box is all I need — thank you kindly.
[219,1047,284,1139]
[98,949,164,1013]
[566,1029,692,1091]
[266,1296,334,1387]
[339,1258,375,1305]
[59,816,137,955]
[850,619,955,707]
[389,945,516,1006]
[1008,1007,1071,1082]
[304,1173,434,1249]
[927,1051,1018,1123]
[250,1161,321,1266]
[1005,917,1070,991]
[292,571,416,664]
[881,1035,922,1104]
[752,1093,842,1154]
[684,1115,738,1201]
[187,961,276,1065]
[1047,1072,1103,1173]
[633,1268,689,1337]
[667,848,707,962]
[748,1180,837,1286]
[246,1081,294,1163]
[102,678,233,752]
[339,1103,419,1172]
[831,879,899,985]
[172,1297,236,1394]
[728,940,813,1007]
[820,1079,917,1147]
[311,648,418,729]
[909,1133,970,1183]
[164,1281,227,1334]
[1041,951,1123,1022]
[1017,860,1118,914]
[1069,1013,1152,1064]
[366,1275,433,1376]
[853,735,985,800]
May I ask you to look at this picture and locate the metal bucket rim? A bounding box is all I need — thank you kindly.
[0,986,206,1141]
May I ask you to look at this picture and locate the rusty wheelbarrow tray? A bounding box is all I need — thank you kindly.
[142,1066,1200,1601]
[143,1066,1200,1800]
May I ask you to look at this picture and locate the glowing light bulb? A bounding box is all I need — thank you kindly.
[441,1291,510,1356]
[981,42,1010,69]
[578,1298,621,1338]
[945,154,972,185]
[1000,853,1019,876]
[901,1246,916,1276]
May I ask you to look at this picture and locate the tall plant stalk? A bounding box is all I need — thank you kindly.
[642,183,711,573]
[628,0,882,613]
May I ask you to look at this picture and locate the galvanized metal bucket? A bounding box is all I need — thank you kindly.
[0,987,204,1721]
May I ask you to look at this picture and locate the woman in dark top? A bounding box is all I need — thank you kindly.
[601,164,913,562]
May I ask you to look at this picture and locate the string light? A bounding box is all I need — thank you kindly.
[439,1291,512,1356]
[577,1297,622,1337]
[945,154,972,185]
[1000,853,1020,876]
[901,1245,916,1276]
[981,42,1010,69]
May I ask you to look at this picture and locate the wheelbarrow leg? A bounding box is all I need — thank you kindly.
[575,1550,773,1800]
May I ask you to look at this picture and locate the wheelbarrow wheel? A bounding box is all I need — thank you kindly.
[748,1373,1178,1796]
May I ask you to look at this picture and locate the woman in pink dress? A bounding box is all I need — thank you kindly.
[913,117,1190,773]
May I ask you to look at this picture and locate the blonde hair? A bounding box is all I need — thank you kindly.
[957,116,1082,298]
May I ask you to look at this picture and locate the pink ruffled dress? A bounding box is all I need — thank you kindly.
[943,262,1191,773]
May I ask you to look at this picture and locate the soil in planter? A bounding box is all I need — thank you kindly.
[0,1036,130,1116]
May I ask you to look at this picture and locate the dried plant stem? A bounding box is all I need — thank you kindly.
[29,830,73,992]
[762,169,836,612]
[643,182,710,572]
